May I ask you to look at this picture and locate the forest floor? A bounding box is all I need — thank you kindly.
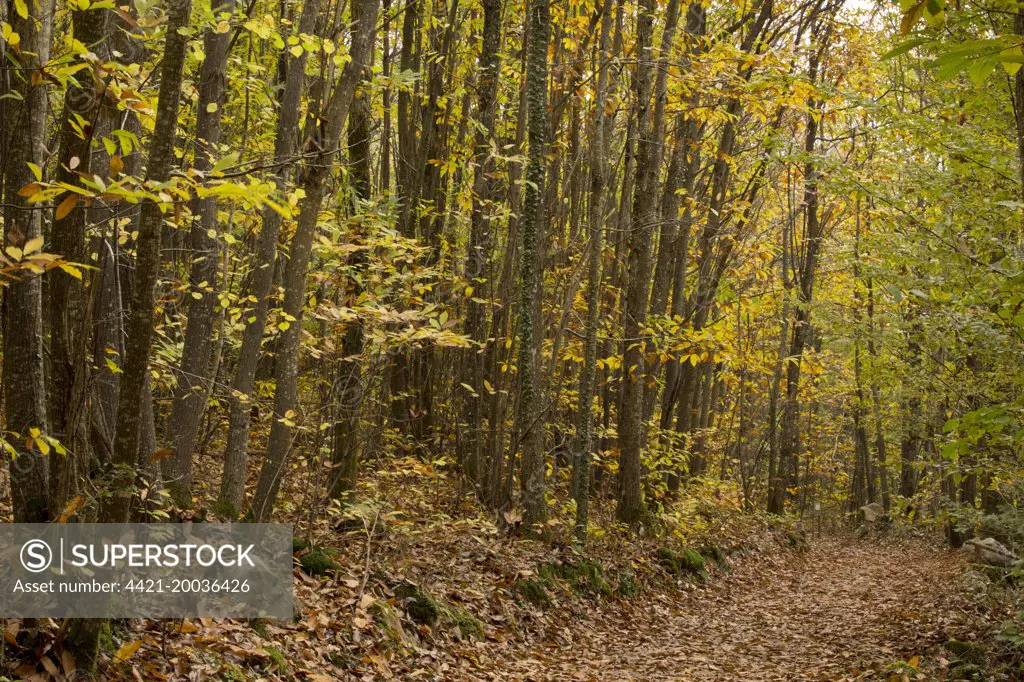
[485,539,989,681]
[1,467,1011,680]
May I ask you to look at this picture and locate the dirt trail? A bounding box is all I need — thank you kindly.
[492,540,979,681]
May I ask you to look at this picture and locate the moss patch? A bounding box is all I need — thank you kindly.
[947,662,986,681]
[945,639,986,665]
[369,599,407,647]
[516,577,552,607]
[786,530,809,552]
[250,618,269,640]
[299,546,339,577]
[616,570,639,598]
[659,547,707,580]
[444,605,485,640]
[266,646,287,670]
[395,583,442,626]
[697,544,727,568]
[541,558,612,597]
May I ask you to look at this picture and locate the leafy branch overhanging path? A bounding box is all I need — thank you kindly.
[489,541,979,681]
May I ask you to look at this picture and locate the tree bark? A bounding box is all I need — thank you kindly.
[164,0,236,507]
[218,0,323,517]
[571,0,614,544]
[769,42,826,514]
[517,0,551,532]
[616,0,659,526]
[248,0,380,521]
[463,0,504,487]
[327,67,374,501]
[2,0,55,523]
[99,0,194,523]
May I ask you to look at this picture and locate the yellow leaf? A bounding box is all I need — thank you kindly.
[58,263,83,280]
[113,639,143,663]
[23,236,43,254]
[14,0,27,20]
[55,194,79,221]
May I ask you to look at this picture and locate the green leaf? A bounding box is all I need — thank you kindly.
[967,56,998,84]
[881,37,929,60]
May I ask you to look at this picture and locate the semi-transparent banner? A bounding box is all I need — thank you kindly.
[0,524,292,618]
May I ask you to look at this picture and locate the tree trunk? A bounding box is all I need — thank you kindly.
[866,276,890,510]
[616,0,659,526]
[248,0,380,521]
[327,67,374,501]
[2,0,55,523]
[517,0,551,533]
[164,0,236,507]
[768,37,827,515]
[463,0,504,487]
[571,0,613,544]
[217,0,322,517]
[99,0,193,523]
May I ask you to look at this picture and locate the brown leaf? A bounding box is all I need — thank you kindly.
[39,656,57,675]
[55,194,79,221]
[17,183,41,198]
[58,495,84,522]
[148,447,174,464]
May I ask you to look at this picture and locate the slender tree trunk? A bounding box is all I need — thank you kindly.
[768,37,827,514]
[2,0,55,523]
[850,196,874,510]
[218,0,322,516]
[67,0,193,668]
[49,1,117,512]
[899,318,923,501]
[866,276,890,510]
[616,0,659,526]
[327,67,373,501]
[99,0,194,523]
[571,0,613,544]
[248,0,380,521]
[463,0,504,487]
[389,0,422,427]
[517,0,551,532]
[164,0,236,507]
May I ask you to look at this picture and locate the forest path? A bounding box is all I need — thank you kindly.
[491,540,977,681]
